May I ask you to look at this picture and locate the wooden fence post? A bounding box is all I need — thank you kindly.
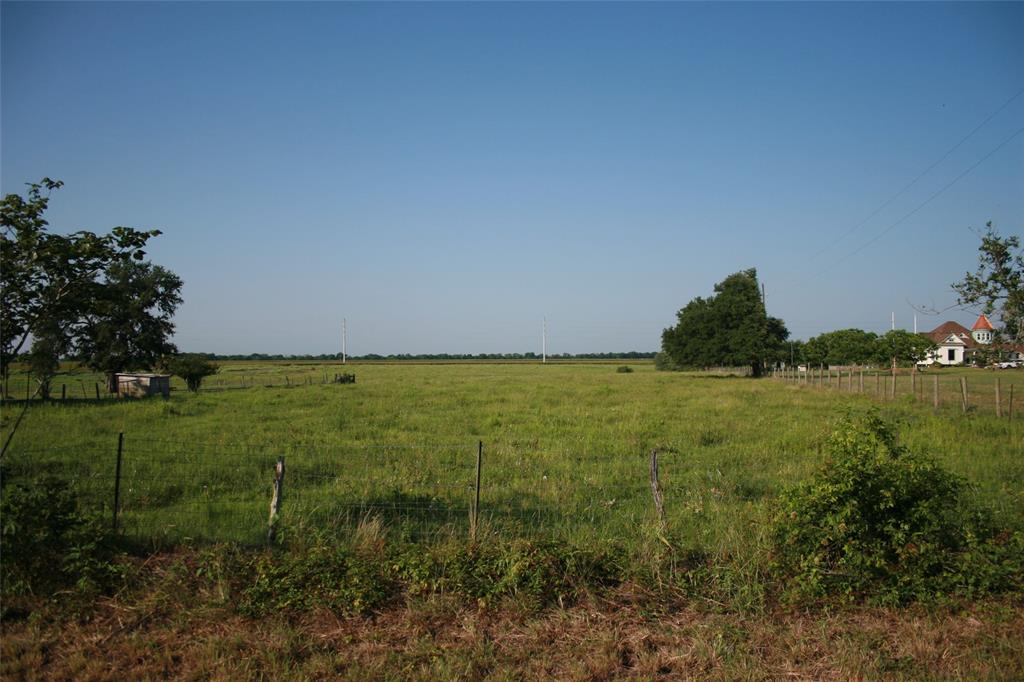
[650,450,667,535]
[890,371,896,399]
[61,384,66,401]
[859,370,864,393]
[911,370,916,400]
[995,378,1002,418]
[268,457,285,544]
[1009,384,1014,421]
[960,377,969,413]
[933,375,939,410]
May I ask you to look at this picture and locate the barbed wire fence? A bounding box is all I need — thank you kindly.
[0,434,660,546]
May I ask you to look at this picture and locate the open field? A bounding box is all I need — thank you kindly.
[3,362,1021,550]
[3,362,1023,679]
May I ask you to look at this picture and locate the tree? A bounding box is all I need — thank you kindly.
[803,328,879,367]
[874,329,936,367]
[166,354,219,392]
[78,261,183,392]
[660,269,789,377]
[952,222,1023,343]
[0,179,164,396]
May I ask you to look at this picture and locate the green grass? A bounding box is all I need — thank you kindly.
[3,362,1021,555]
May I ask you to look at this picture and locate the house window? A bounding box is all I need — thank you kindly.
[948,349,956,362]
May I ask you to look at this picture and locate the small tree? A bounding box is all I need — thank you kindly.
[167,354,219,392]
[953,222,1022,343]
[874,329,936,367]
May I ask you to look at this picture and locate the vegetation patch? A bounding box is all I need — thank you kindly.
[771,413,1023,605]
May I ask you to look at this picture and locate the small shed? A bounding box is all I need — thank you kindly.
[116,373,171,398]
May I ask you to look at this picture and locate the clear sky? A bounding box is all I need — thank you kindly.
[3,2,1022,355]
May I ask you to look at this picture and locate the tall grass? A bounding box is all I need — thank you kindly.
[2,362,1021,555]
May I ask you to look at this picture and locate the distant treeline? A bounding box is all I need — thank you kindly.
[186,351,657,362]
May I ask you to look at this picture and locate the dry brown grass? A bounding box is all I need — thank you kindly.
[4,574,1022,681]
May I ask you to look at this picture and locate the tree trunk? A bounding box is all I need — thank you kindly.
[106,372,118,394]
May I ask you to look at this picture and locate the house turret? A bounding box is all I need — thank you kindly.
[971,314,995,345]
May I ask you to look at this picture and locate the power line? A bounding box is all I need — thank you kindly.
[828,124,1024,268]
[810,87,1024,259]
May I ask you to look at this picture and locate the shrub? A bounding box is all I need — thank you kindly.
[166,353,219,392]
[653,352,678,371]
[616,366,634,373]
[771,414,1015,605]
[1,475,123,605]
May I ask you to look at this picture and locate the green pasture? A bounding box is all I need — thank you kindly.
[2,362,1021,555]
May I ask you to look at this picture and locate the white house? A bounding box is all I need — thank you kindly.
[919,314,1023,366]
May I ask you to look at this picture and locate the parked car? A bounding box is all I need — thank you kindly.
[996,361,1020,369]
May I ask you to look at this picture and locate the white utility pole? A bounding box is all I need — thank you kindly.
[542,317,547,364]
[891,311,895,331]
[342,318,347,364]
[914,315,918,334]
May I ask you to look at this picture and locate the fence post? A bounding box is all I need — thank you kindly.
[95,383,101,400]
[113,432,124,532]
[1009,384,1014,421]
[268,457,285,544]
[911,370,916,400]
[933,375,939,410]
[995,378,1002,418]
[649,450,667,534]
[960,377,969,413]
[876,373,880,396]
[890,371,896,399]
[471,441,483,539]
[859,370,864,393]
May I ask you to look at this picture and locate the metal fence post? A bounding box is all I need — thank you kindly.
[113,432,124,532]
[471,441,483,538]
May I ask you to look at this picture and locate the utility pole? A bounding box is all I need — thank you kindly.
[342,318,347,364]
[542,317,547,364]
[891,311,895,331]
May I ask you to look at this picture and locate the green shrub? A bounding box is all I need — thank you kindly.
[238,541,393,617]
[653,352,678,371]
[616,366,634,373]
[1,476,123,604]
[771,414,1016,605]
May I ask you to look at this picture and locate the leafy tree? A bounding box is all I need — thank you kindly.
[660,269,788,377]
[166,354,219,392]
[874,329,936,367]
[78,261,183,392]
[0,179,160,396]
[952,222,1023,342]
[803,328,879,367]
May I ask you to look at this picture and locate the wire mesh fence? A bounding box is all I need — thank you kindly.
[0,435,662,546]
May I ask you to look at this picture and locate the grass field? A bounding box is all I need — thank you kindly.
[3,361,1021,552]
[3,361,1023,679]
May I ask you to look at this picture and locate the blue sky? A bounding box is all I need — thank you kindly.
[3,2,1022,355]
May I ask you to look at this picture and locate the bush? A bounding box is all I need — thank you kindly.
[653,352,678,371]
[771,414,1017,605]
[166,353,219,392]
[1,476,123,606]
[616,366,634,373]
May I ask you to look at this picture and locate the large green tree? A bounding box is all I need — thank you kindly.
[952,222,1022,343]
[874,329,936,367]
[803,328,879,367]
[0,179,169,397]
[78,261,184,392]
[660,269,788,377]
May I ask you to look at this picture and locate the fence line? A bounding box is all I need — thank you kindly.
[771,366,1016,419]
